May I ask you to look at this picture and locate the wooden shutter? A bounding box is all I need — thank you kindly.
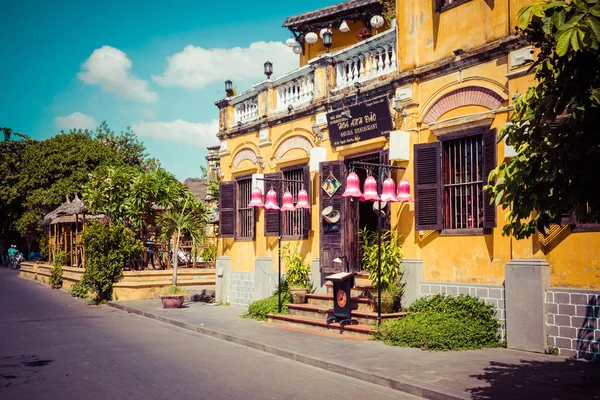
[319,160,345,273]
[264,172,283,237]
[414,142,442,230]
[219,181,236,238]
[379,149,391,232]
[302,165,311,239]
[483,129,497,228]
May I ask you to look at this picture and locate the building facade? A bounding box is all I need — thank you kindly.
[215,0,600,360]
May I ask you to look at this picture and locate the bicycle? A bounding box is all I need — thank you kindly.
[8,255,22,270]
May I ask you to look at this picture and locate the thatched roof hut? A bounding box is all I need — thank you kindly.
[42,194,88,226]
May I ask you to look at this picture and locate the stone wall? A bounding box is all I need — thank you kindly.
[228,272,255,306]
[420,282,506,339]
[546,288,599,360]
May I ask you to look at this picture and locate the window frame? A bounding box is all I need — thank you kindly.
[234,175,255,241]
[437,0,472,13]
[570,203,600,232]
[281,164,309,240]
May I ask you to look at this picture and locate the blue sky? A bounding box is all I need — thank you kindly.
[0,0,330,180]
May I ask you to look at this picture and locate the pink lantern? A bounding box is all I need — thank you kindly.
[396,178,413,202]
[380,177,399,202]
[342,172,363,198]
[263,189,280,210]
[248,187,264,208]
[280,191,296,211]
[362,176,380,201]
[295,189,311,209]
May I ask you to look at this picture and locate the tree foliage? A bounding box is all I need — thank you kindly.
[487,0,600,238]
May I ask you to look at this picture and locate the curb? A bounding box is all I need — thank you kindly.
[108,301,468,400]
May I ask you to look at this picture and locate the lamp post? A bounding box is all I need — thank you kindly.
[249,176,306,313]
[349,161,406,326]
[225,80,233,97]
[264,61,273,80]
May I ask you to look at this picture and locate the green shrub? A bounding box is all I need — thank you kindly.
[281,244,311,289]
[375,294,502,351]
[358,228,403,292]
[81,221,144,303]
[49,251,66,289]
[243,292,292,321]
[70,281,89,298]
[160,285,186,295]
[200,245,217,263]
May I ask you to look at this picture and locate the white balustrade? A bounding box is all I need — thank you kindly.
[334,27,397,89]
[234,97,258,124]
[275,72,314,111]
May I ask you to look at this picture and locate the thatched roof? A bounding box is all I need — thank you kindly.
[41,194,88,226]
[184,178,208,202]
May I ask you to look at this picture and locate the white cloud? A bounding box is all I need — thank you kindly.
[153,41,298,89]
[131,119,219,148]
[78,45,158,103]
[54,112,98,130]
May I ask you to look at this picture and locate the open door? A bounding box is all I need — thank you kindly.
[319,160,346,274]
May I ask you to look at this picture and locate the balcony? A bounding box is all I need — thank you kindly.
[234,96,259,124]
[332,27,397,89]
[273,65,315,112]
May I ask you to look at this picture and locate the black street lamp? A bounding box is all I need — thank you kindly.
[225,80,233,97]
[264,61,273,80]
[323,30,333,53]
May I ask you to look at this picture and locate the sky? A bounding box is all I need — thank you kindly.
[0,0,332,180]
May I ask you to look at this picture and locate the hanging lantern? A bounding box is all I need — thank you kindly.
[286,38,297,47]
[305,32,318,44]
[339,20,350,32]
[248,187,264,208]
[370,15,385,29]
[319,27,331,38]
[362,176,380,201]
[380,177,399,202]
[263,189,280,210]
[396,179,414,202]
[292,45,303,54]
[295,189,311,209]
[342,172,362,198]
[280,191,296,211]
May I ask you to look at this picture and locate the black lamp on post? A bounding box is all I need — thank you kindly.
[225,80,233,97]
[264,61,273,80]
[323,30,333,53]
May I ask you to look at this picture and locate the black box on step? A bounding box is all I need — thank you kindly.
[325,271,357,326]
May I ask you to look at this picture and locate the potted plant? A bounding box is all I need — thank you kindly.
[358,228,404,313]
[282,244,312,304]
[160,285,187,308]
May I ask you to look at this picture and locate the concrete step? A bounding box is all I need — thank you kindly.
[326,285,375,298]
[287,303,407,327]
[267,313,376,339]
[120,270,215,282]
[306,293,373,312]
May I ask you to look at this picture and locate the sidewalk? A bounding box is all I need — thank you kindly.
[108,299,599,400]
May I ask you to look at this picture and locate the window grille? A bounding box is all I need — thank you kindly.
[236,178,254,239]
[282,168,304,237]
[442,134,484,229]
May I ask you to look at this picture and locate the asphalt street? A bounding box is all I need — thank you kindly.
[0,268,421,400]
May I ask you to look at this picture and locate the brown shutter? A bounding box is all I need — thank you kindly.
[414,142,442,230]
[302,165,311,239]
[264,172,283,237]
[319,160,346,273]
[219,181,236,238]
[379,149,391,232]
[483,129,497,228]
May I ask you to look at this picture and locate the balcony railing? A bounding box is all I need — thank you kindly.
[234,97,259,124]
[273,65,315,112]
[333,27,397,89]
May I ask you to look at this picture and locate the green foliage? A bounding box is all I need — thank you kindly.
[160,285,187,295]
[81,221,144,302]
[243,292,292,321]
[49,251,65,289]
[487,0,600,238]
[375,294,502,351]
[379,0,396,21]
[281,244,311,289]
[358,228,403,292]
[200,245,217,263]
[70,281,89,298]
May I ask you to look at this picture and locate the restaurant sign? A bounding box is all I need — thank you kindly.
[326,96,393,147]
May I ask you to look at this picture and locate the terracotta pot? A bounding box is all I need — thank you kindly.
[290,288,308,304]
[160,295,185,309]
[371,294,397,314]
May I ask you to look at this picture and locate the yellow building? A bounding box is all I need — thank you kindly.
[215,0,599,359]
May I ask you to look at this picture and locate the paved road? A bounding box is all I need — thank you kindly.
[0,269,421,400]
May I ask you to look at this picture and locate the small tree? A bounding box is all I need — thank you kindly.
[487,0,600,238]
